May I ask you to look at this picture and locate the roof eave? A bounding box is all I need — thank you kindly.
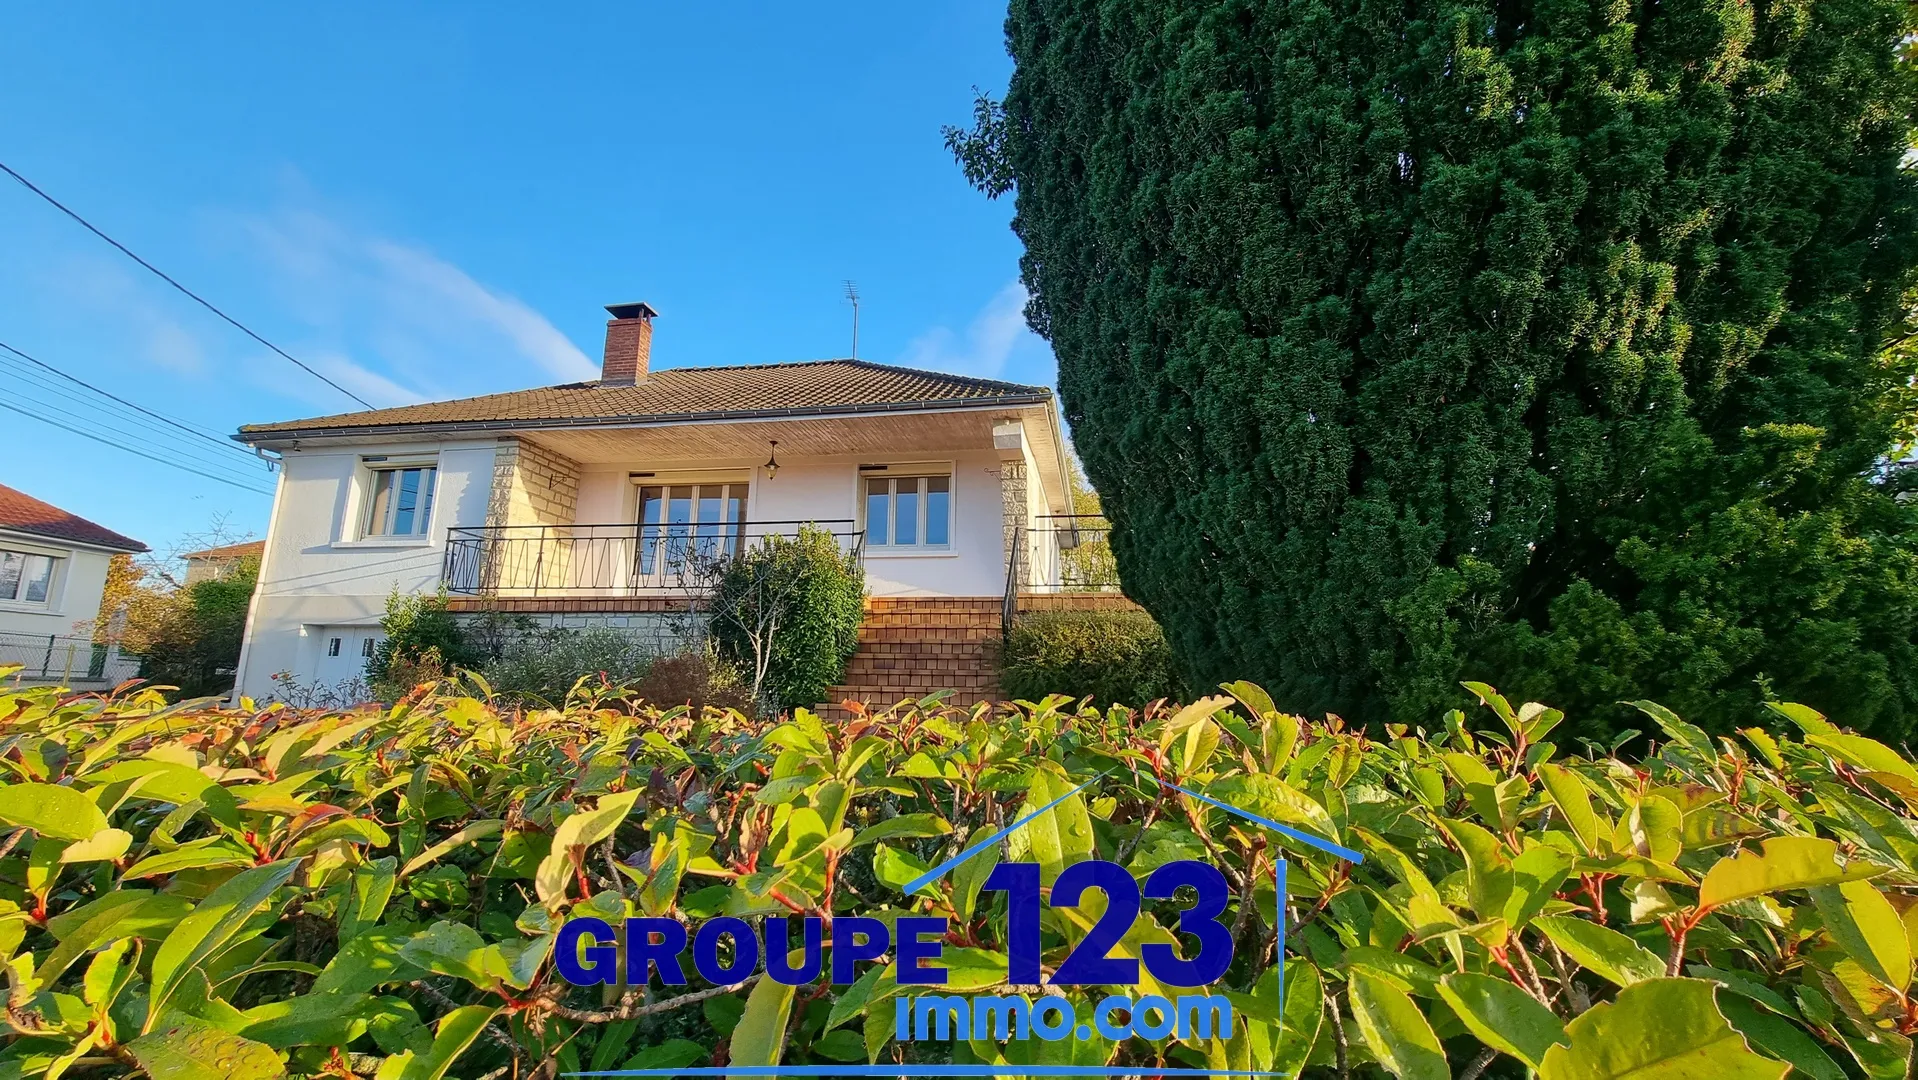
[0,525,147,555]
[233,393,1056,448]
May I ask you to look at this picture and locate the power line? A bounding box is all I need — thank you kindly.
[0,160,375,410]
[0,339,256,460]
[0,361,268,482]
[0,369,274,488]
[0,399,274,496]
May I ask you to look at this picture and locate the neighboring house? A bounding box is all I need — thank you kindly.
[230,303,1104,706]
[0,483,146,687]
[182,539,266,585]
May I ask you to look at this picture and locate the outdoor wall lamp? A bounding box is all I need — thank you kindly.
[763,440,780,480]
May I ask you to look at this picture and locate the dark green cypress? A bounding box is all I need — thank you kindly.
[957,0,1918,735]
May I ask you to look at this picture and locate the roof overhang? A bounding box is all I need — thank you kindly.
[232,392,1052,449]
[0,526,147,556]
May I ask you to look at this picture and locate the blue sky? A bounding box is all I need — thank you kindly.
[0,3,1045,555]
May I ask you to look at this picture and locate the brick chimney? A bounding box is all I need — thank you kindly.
[601,302,657,385]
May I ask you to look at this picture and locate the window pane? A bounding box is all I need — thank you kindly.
[366,470,397,535]
[328,638,342,657]
[361,637,375,657]
[895,480,919,546]
[392,469,422,535]
[665,487,693,568]
[725,490,746,556]
[20,556,52,602]
[0,551,20,601]
[864,478,890,546]
[638,487,664,574]
[925,476,950,546]
[417,468,437,531]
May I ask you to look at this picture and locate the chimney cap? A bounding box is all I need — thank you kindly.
[605,301,659,321]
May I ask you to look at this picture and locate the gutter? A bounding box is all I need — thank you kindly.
[231,392,1055,448]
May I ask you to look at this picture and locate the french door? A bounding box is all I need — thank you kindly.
[637,483,748,577]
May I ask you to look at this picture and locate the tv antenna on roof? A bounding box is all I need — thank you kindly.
[844,280,860,360]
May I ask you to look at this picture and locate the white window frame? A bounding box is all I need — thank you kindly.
[0,537,70,613]
[340,454,441,546]
[0,544,63,611]
[858,462,956,556]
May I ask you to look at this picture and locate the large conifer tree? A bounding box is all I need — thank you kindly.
[955,0,1918,735]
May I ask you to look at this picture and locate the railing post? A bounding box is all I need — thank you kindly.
[1003,525,1023,643]
[41,634,54,678]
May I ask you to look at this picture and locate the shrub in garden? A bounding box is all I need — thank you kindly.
[129,562,257,699]
[367,589,481,699]
[6,665,1918,1078]
[1000,608,1181,705]
[707,524,864,712]
[631,643,752,714]
[478,625,655,705]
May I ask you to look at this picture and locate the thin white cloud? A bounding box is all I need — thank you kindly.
[366,241,596,382]
[314,351,429,409]
[238,201,594,402]
[48,255,210,376]
[900,281,1036,380]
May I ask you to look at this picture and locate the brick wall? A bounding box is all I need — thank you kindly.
[822,597,1003,717]
[1015,592,1145,614]
[484,438,581,529]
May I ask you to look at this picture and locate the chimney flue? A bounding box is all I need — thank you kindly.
[601,302,657,385]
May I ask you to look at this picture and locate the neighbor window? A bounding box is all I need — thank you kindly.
[327,637,342,657]
[364,463,437,537]
[361,637,376,658]
[0,549,55,604]
[864,475,951,548]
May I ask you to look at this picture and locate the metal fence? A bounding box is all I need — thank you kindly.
[1003,514,1123,637]
[442,520,864,598]
[0,631,140,685]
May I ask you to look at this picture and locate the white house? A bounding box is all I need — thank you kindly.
[0,482,146,687]
[229,303,1087,705]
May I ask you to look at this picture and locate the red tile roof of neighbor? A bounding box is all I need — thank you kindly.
[0,483,147,552]
[234,359,1053,441]
[181,539,265,561]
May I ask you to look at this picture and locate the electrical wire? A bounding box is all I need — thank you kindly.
[0,339,255,460]
[0,361,265,480]
[0,160,375,409]
[0,398,275,496]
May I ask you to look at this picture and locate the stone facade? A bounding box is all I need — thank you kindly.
[999,459,1029,584]
[485,437,581,529]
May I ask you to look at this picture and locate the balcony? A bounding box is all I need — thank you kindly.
[1016,514,1120,593]
[442,521,863,599]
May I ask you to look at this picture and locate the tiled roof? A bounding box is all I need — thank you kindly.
[236,359,1052,441]
[0,483,147,552]
[182,539,265,561]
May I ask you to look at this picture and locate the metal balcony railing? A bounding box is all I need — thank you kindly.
[1004,514,1123,638]
[1022,515,1121,593]
[442,521,863,598]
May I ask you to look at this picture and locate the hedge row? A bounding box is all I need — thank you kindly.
[0,669,1913,1079]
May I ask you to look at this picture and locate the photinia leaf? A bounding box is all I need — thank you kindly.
[1538,978,1788,1080]
[1697,837,1880,910]
[1347,968,1448,1080]
[1437,971,1568,1069]
[0,783,107,841]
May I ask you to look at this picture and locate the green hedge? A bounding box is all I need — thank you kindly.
[0,671,1907,1077]
[1000,607,1182,704]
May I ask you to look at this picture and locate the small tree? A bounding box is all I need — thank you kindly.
[705,526,865,714]
[367,589,480,699]
[131,561,258,698]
